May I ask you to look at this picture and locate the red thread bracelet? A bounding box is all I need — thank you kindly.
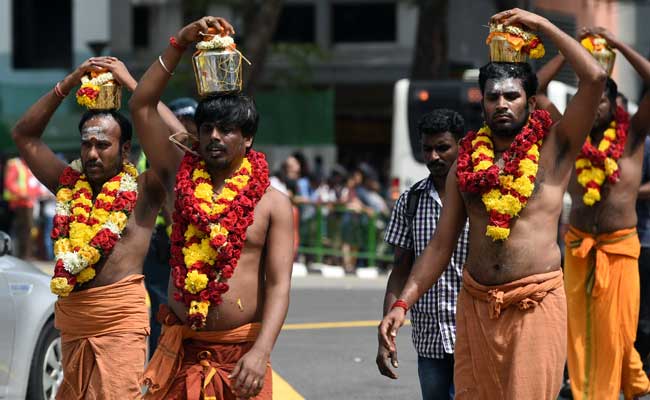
[391,299,409,313]
[169,36,186,51]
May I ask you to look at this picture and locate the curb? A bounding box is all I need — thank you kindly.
[292,263,382,280]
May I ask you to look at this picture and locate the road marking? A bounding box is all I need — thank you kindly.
[282,320,411,330]
[272,370,305,400]
[273,319,412,398]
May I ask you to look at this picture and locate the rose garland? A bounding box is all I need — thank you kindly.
[575,106,629,206]
[170,150,269,329]
[457,109,552,241]
[50,160,138,296]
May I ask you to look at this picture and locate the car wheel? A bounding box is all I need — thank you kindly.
[26,319,63,400]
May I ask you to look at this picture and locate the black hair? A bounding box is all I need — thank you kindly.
[291,151,310,177]
[78,110,133,145]
[194,93,259,138]
[605,77,618,107]
[417,109,465,141]
[478,62,538,99]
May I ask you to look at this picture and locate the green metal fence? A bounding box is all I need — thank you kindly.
[295,203,392,268]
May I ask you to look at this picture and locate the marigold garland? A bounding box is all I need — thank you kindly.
[457,109,552,240]
[50,160,138,296]
[171,150,269,329]
[76,72,114,108]
[575,106,629,206]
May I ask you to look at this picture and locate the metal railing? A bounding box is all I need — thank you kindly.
[295,202,392,268]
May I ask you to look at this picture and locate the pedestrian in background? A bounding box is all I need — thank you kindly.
[377,109,468,399]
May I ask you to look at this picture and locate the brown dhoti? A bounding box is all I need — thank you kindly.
[54,275,150,400]
[454,269,566,400]
[142,305,272,400]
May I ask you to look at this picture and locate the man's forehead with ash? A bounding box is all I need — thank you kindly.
[81,117,115,142]
[485,78,524,96]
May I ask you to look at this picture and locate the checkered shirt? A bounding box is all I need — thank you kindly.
[384,177,469,358]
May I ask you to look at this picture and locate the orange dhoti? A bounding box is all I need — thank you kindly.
[454,269,566,400]
[54,274,150,399]
[564,226,650,400]
[142,305,272,400]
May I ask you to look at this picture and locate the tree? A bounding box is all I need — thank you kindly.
[240,0,283,94]
[183,0,283,95]
[410,0,449,80]
[409,0,530,80]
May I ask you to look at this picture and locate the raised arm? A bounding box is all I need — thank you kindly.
[590,27,650,146]
[378,163,466,353]
[230,190,293,398]
[11,59,100,192]
[129,16,234,191]
[493,9,607,158]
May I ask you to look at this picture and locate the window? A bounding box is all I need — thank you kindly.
[132,5,151,49]
[274,4,316,43]
[13,0,72,69]
[331,2,396,43]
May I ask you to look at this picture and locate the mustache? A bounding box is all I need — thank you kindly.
[427,160,446,169]
[206,143,227,152]
[84,161,102,169]
[493,111,513,119]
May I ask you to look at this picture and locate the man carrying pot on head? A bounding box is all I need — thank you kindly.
[11,56,185,398]
[379,8,607,399]
[130,16,294,400]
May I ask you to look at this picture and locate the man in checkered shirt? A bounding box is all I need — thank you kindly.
[377,109,469,399]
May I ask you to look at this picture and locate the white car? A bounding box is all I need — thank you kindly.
[0,231,62,399]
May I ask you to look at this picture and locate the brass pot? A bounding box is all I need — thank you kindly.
[88,83,121,110]
[489,35,528,63]
[192,49,242,96]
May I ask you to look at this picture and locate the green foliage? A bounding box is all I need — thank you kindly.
[268,43,329,89]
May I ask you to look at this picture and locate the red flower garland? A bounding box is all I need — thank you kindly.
[170,150,269,328]
[577,105,628,184]
[457,109,552,194]
[457,110,552,239]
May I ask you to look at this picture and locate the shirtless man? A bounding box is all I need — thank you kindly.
[379,9,606,399]
[130,16,294,400]
[537,27,650,399]
[11,57,184,398]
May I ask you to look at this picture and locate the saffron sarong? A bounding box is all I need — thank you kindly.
[142,305,272,400]
[565,226,650,400]
[454,269,566,400]
[54,274,150,399]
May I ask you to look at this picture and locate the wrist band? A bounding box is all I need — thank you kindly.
[391,299,409,313]
[169,36,186,51]
[53,82,68,99]
[158,56,174,76]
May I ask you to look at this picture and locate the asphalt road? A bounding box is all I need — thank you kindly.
[272,275,421,399]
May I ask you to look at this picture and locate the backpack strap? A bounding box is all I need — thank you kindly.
[404,179,425,227]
